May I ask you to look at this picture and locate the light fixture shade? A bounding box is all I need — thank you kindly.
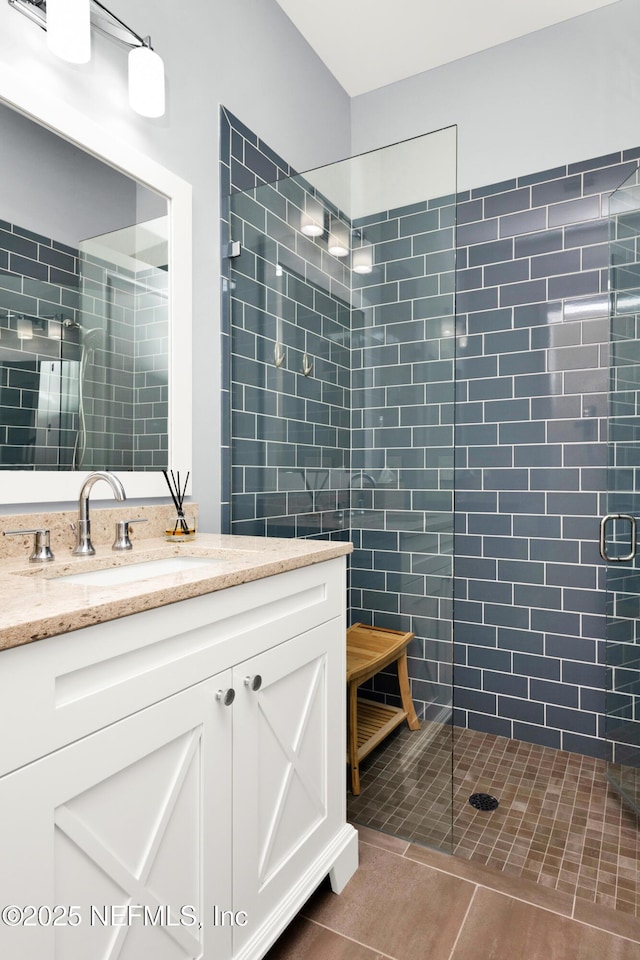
[17,316,33,340]
[301,199,324,237]
[48,319,62,340]
[128,44,165,118]
[328,220,349,258]
[352,243,374,275]
[46,0,91,64]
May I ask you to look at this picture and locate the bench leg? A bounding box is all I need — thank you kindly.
[348,680,361,795]
[397,651,420,730]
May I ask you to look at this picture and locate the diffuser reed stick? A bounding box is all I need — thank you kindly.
[163,469,191,535]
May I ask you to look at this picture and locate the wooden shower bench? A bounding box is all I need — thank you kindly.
[346,622,420,795]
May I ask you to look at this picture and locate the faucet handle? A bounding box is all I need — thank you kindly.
[3,528,54,563]
[112,518,148,552]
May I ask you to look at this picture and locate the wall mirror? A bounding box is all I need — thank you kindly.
[0,66,191,503]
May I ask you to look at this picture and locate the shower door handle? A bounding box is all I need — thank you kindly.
[599,514,637,562]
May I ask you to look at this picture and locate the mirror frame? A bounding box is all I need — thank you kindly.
[0,64,192,503]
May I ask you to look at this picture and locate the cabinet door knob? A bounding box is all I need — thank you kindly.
[216,688,235,706]
[244,675,262,691]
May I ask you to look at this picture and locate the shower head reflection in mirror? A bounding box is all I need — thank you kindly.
[61,318,104,468]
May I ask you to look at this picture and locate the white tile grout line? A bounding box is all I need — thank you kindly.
[390,734,634,907]
[355,831,410,857]
[445,886,478,960]
[360,839,640,945]
[356,731,637,905]
[304,917,398,959]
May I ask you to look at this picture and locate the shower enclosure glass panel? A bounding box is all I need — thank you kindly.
[227,127,457,851]
[606,167,640,816]
[73,218,169,470]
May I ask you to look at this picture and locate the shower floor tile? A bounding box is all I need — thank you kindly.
[347,723,640,918]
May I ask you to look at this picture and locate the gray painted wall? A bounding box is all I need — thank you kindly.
[351,0,640,192]
[0,102,145,248]
[0,0,351,525]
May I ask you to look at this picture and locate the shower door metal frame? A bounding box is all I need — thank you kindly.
[604,165,640,817]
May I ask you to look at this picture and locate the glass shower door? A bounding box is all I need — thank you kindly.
[605,167,640,815]
[225,125,458,851]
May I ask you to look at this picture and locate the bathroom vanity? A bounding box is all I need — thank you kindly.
[0,534,357,960]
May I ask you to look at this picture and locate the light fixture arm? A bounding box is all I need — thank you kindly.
[8,0,152,51]
[8,0,46,30]
[90,0,150,50]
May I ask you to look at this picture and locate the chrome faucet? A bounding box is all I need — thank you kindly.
[349,471,376,516]
[73,471,126,556]
[349,471,377,489]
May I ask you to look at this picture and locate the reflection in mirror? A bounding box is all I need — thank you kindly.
[0,100,168,472]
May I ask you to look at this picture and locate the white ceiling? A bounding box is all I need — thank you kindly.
[275,0,621,97]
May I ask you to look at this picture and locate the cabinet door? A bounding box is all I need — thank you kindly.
[0,674,233,960]
[232,618,343,956]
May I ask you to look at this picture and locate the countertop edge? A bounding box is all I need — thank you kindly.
[0,535,353,652]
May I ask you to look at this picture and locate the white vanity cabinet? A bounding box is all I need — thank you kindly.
[232,619,343,959]
[0,557,358,960]
[2,672,233,960]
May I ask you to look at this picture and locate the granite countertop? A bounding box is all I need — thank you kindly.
[0,534,352,652]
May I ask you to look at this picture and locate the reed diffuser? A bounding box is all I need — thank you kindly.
[162,470,196,541]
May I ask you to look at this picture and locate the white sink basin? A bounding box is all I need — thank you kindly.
[55,556,225,587]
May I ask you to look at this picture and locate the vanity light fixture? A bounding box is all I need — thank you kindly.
[46,0,90,63]
[8,0,166,118]
[300,198,325,238]
[128,38,165,118]
[327,218,349,258]
[16,315,33,340]
[352,241,374,275]
[48,318,63,340]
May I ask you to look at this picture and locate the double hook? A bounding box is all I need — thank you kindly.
[273,343,313,376]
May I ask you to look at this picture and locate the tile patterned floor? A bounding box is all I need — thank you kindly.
[347,717,454,851]
[265,829,640,960]
[347,722,640,919]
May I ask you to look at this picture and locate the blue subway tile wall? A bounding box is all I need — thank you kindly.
[221,109,455,723]
[222,107,352,543]
[131,265,169,468]
[221,107,639,759]
[0,221,166,469]
[349,200,456,722]
[220,108,293,533]
[75,249,137,471]
[454,151,638,758]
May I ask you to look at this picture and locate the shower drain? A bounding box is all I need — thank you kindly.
[468,792,499,811]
